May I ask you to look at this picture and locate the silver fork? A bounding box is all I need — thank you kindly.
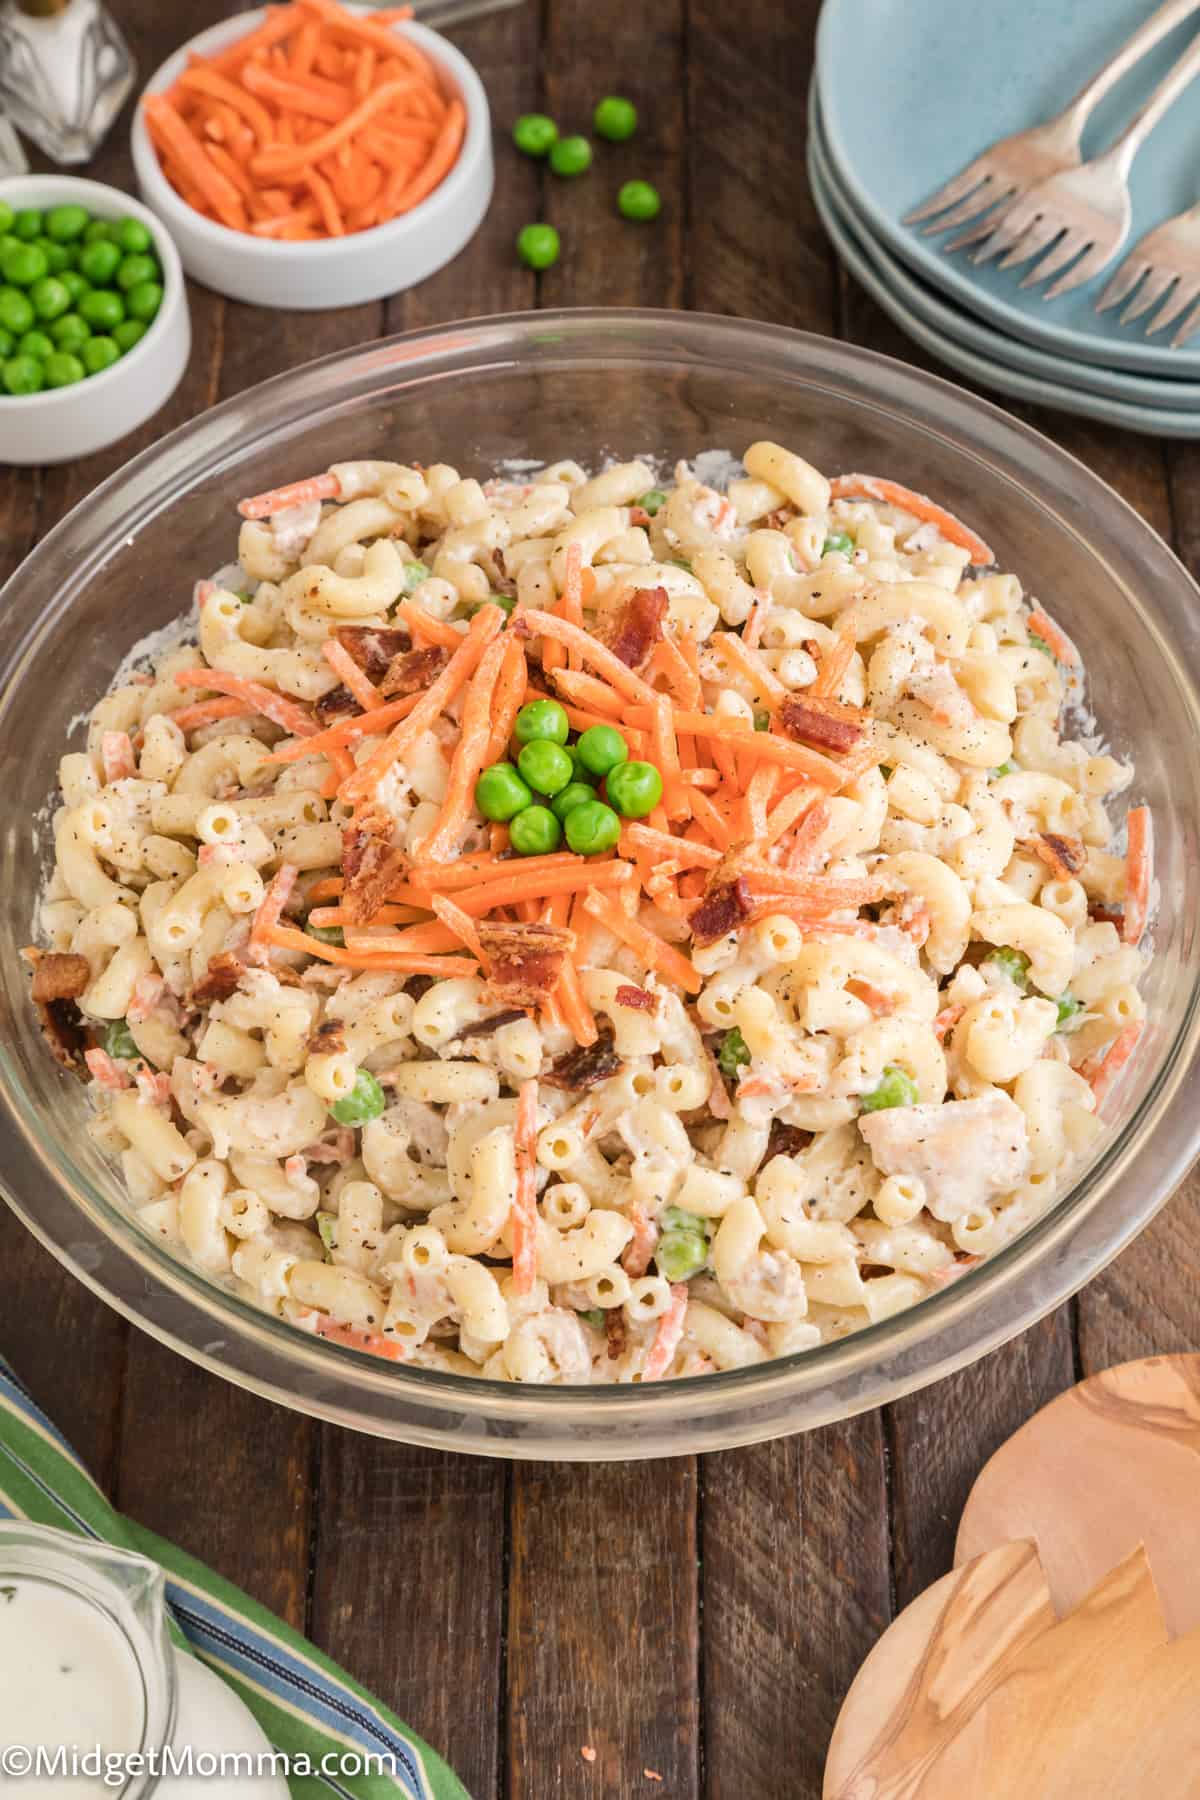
[957,31,1200,298]
[1096,201,1200,340]
[904,0,1200,236]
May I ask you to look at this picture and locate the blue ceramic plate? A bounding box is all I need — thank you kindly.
[811,97,1200,413]
[809,133,1200,436]
[817,0,1200,376]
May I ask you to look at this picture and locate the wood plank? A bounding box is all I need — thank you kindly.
[1076,1174,1200,1370]
[508,1460,700,1797]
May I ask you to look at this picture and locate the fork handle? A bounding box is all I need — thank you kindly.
[1105,28,1200,175]
[1054,0,1200,139]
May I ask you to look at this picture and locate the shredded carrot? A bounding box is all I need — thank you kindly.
[238,472,340,519]
[321,637,382,710]
[581,889,702,993]
[429,895,490,967]
[810,614,858,699]
[407,851,577,892]
[451,859,635,917]
[934,1004,965,1042]
[687,785,736,847]
[621,1202,658,1279]
[177,64,274,142]
[783,797,830,871]
[266,690,423,765]
[421,634,506,864]
[1122,805,1153,946]
[713,632,786,709]
[143,96,247,229]
[624,824,721,870]
[343,921,459,954]
[247,863,298,966]
[643,1284,689,1380]
[515,608,658,705]
[829,473,994,566]
[743,762,778,840]
[651,633,703,708]
[626,706,845,788]
[392,599,464,650]
[173,668,318,738]
[550,669,627,719]
[1027,606,1081,668]
[315,1316,406,1360]
[1081,1021,1144,1107]
[265,922,478,976]
[511,1080,539,1295]
[743,588,770,649]
[547,891,597,1047]
[484,637,527,765]
[652,693,688,821]
[383,100,465,215]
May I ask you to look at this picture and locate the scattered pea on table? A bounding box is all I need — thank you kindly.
[517,223,560,271]
[549,134,592,177]
[593,94,638,141]
[512,112,559,157]
[618,179,662,221]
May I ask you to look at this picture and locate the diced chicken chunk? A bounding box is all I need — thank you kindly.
[858,1091,1029,1223]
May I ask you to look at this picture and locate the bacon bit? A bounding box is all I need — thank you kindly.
[777,693,866,754]
[247,863,298,966]
[341,820,409,925]
[766,1120,813,1160]
[455,1008,527,1041]
[615,983,656,1011]
[313,685,361,727]
[544,1036,624,1090]
[1026,606,1080,666]
[334,625,411,683]
[1089,902,1124,929]
[605,1309,628,1362]
[100,730,137,783]
[322,637,382,712]
[847,978,897,1016]
[512,1079,539,1296]
[689,872,754,947]
[126,973,166,1026]
[379,643,451,699]
[1123,805,1152,946]
[934,1003,965,1042]
[191,950,246,1004]
[478,920,574,1009]
[621,1201,658,1278]
[23,947,90,1073]
[28,950,90,1004]
[1030,833,1086,880]
[580,1747,598,1765]
[1081,1021,1144,1107]
[601,584,668,671]
[643,1284,689,1381]
[314,1317,407,1361]
[85,1047,131,1091]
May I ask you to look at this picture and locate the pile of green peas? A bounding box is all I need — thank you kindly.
[0,202,165,397]
[475,696,664,856]
[511,94,662,271]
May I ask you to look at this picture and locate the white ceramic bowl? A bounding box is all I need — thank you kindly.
[0,176,190,467]
[130,10,493,310]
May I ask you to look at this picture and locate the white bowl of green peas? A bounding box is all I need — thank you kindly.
[0,176,189,466]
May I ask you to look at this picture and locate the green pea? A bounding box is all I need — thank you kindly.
[550,781,597,822]
[2,354,43,395]
[34,238,70,274]
[549,134,592,177]
[83,219,116,244]
[717,1027,751,1080]
[115,216,153,255]
[472,592,515,617]
[81,335,121,376]
[517,222,560,270]
[636,488,667,516]
[0,241,48,286]
[753,710,770,731]
[306,922,344,946]
[13,209,43,241]
[512,112,559,157]
[655,1207,711,1282]
[991,760,1016,778]
[579,1308,606,1330]
[50,313,90,351]
[115,252,158,292]
[103,1018,139,1060]
[329,1067,386,1126]
[45,203,89,243]
[510,804,562,855]
[475,761,533,822]
[79,287,124,331]
[605,758,662,818]
[60,270,89,304]
[43,350,85,388]
[860,1064,919,1112]
[517,738,573,797]
[113,319,147,353]
[563,799,620,856]
[514,697,569,746]
[576,723,628,777]
[822,530,854,557]
[0,288,34,335]
[124,280,163,324]
[29,276,70,322]
[593,94,638,141]
[316,1211,338,1253]
[986,946,1031,992]
[0,328,11,359]
[402,559,429,592]
[16,330,54,360]
[1029,633,1056,660]
[617,179,661,221]
[0,203,11,235]
[77,239,121,285]
[566,744,598,785]
[1055,994,1083,1030]
[668,557,692,572]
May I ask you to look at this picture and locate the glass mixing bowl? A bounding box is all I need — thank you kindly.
[2,309,1198,1460]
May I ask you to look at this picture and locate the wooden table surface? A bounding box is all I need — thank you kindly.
[4,2,1199,1795]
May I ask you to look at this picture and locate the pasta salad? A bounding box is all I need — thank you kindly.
[25,444,1153,1384]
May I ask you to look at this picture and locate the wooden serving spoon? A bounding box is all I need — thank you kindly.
[956,1352,1200,1637]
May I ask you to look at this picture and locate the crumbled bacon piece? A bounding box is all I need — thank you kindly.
[1089,902,1124,928]
[341,817,407,924]
[314,685,359,727]
[28,951,90,1005]
[190,950,245,1005]
[334,626,412,683]
[778,693,867,754]
[306,1018,348,1055]
[761,506,797,531]
[1030,833,1086,880]
[614,983,656,1011]
[455,1008,527,1040]
[544,1035,623,1090]
[689,872,754,947]
[379,644,451,700]
[477,920,575,1008]
[601,585,668,670]
[605,1309,628,1362]
[766,1120,814,1161]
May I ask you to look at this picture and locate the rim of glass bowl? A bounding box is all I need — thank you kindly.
[3,308,1199,1461]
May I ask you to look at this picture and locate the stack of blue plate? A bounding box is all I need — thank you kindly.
[812,0,1200,435]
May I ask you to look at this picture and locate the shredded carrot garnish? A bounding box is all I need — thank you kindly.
[173,668,318,738]
[743,588,769,649]
[643,1284,688,1380]
[422,634,506,864]
[810,613,858,700]
[266,690,424,765]
[315,1316,406,1360]
[321,637,382,710]
[782,797,830,871]
[1122,805,1152,946]
[626,706,845,788]
[406,852,578,892]
[1027,607,1081,667]
[581,889,702,993]
[511,1080,539,1295]
[430,894,489,968]
[392,599,464,650]
[828,473,994,566]
[265,922,478,976]
[624,824,721,870]
[237,471,341,520]
[551,669,627,720]
[621,1201,658,1278]
[712,632,786,709]
[450,859,634,917]
[484,637,527,765]
[1080,1021,1144,1107]
[515,608,658,705]
[547,891,597,1047]
[652,693,688,822]
[247,863,298,966]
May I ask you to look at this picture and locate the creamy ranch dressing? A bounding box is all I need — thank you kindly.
[0,1577,145,1793]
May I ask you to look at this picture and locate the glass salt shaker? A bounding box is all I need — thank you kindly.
[0,0,135,166]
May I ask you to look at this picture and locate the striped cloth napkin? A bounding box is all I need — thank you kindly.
[0,1355,468,1800]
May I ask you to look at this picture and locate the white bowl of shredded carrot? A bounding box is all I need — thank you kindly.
[130,0,493,310]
